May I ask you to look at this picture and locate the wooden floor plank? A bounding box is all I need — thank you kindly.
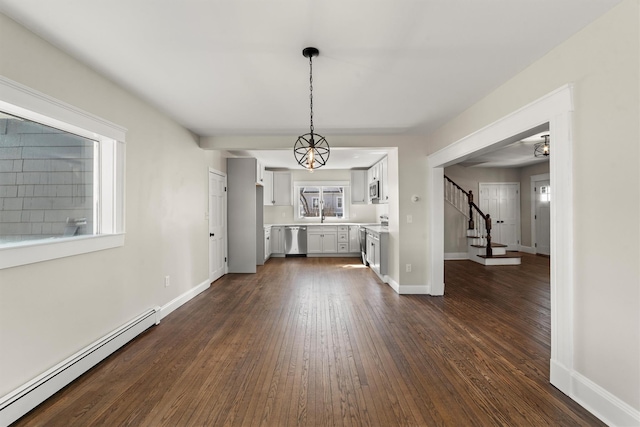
[13,254,604,426]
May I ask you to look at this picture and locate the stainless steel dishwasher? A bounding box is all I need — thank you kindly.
[285,226,307,256]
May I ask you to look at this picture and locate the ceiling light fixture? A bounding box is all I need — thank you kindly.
[294,47,329,172]
[534,134,550,157]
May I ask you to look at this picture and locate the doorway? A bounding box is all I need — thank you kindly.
[427,84,575,396]
[209,168,227,283]
[531,174,551,256]
[478,182,521,250]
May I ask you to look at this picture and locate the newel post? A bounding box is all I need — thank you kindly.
[468,191,475,229]
[485,214,492,257]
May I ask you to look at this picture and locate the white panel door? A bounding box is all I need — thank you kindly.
[534,179,551,255]
[479,183,520,250]
[209,170,226,282]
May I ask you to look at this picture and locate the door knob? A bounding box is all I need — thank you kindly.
[210,233,215,237]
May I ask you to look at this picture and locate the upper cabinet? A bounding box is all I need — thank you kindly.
[263,170,274,205]
[367,156,389,204]
[263,171,292,206]
[350,170,367,204]
[256,160,265,186]
[379,156,389,203]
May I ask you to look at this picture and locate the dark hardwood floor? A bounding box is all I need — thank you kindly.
[13,254,604,426]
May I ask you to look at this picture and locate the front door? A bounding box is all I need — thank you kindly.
[209,170,226,282]
[534,179,551,256]
[479,183,521,250]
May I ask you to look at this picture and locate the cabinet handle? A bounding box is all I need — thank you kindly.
[210,233,215,237]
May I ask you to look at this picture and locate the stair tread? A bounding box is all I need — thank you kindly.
[470,243,508,248]
[476,254,522,259]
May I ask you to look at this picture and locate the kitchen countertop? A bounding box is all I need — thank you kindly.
[264,223,388,233]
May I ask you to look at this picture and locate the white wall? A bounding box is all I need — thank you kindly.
[428,0,639,414]
[0,13,226,396]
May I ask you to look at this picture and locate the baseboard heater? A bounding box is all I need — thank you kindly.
[0,307,160,427]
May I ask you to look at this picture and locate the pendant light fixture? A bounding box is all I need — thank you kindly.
[294,47,329,172]
[534,134,550,157]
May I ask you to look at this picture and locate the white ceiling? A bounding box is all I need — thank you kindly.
[0,0,621,142]
[458,131,551,169]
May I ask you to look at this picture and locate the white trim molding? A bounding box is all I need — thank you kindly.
[0,75,127,269]
[0,234,125,270]
[159,278,211,320]
[427,85,584,408]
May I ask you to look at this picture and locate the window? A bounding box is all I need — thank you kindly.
[295,181,349,220]
[0,76,126,269]
[0,112,97,244]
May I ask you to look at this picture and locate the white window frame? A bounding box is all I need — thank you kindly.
[294,180,350,221]
[0,76,126,269]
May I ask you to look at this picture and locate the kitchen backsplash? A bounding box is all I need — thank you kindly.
[264,203,380,224]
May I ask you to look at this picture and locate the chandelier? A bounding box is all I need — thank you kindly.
[294,47,329,172]
[534,134,550,157]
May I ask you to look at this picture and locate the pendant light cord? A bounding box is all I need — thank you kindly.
[309,55,314,136]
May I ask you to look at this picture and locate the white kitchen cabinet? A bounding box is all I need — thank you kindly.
[367,157,389,204]
[263,170,273,205]
[379,156,389,203]
[338,226,349,253]
[272,172,292,205]
[368,162,380,183]
[307,226,338,254]
[350,170,367,204]
[263,171,291,206]
[264,227,271,261]
[271,226,284,254]
[366,229,388,275]
[256,160,265,186]
[349,226,360,252]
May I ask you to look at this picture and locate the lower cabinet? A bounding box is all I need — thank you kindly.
[307,226,338,254]
[366,230,388,275]
[271,226,284,254]
[264,227,271,261]
[337,226,349,253]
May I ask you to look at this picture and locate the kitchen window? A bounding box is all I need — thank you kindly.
[0,76,126,269]
[295,181,349,220]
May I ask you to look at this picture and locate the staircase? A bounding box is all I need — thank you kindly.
[445,175,521,266]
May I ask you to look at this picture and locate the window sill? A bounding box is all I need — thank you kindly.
[0,234,125,270]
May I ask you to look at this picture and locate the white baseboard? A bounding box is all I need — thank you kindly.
[551,360,640,426]
[0,308,159,427]
[518,245,536,254]
[159,278,211,320]
[386,276,400,293]
[572,371,640,427]
[445,252,468,260]
[398,284,431,294]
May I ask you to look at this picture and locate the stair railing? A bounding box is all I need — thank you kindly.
[444,175,493,257]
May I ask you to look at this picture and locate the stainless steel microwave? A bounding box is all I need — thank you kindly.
[369,180,380,200]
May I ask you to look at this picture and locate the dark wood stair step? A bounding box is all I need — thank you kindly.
[477,254,522,259]
[470,243,508,248]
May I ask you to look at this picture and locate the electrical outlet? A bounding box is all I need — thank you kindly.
[406,264,412,272]
[164,276,170,287]
[407,214,413,223]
